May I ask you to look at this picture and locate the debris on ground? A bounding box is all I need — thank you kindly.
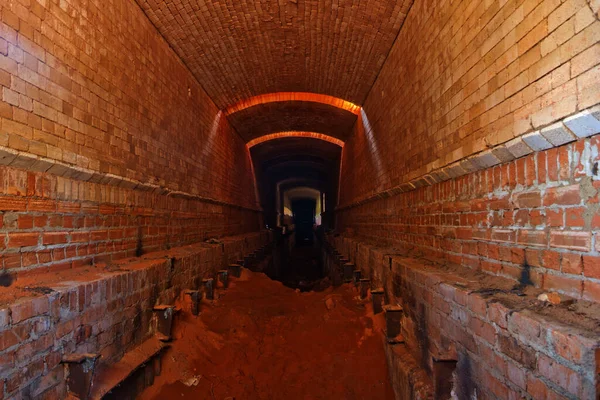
[140,270,393,400]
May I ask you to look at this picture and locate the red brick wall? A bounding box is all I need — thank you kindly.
[341,0,600,201]
[338,0,600,302]
[0,164,261,277]
[339,136,600,302]
[330,234,600,400]
[0,0,262,274]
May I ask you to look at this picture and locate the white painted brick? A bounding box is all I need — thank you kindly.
[564,110,600,138]
[522,131,553,151]
[540,123,576,146]
[505,137,534,158]
[472,150,501,169]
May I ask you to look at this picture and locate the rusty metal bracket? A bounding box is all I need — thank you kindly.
[343,262,355,283]
[383,305,404,342]
[184,290,200,316]
[359,279,370,299]
[203,278,215,300]
[432,357,458,400]
[228,263,242,278]
[218,269,229,288]
[62,353,101,399]
[371,288,385,314]
[353,270,362,286]
[152,305,175,341]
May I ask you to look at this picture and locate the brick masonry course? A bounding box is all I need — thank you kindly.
[0,230,270,399]
[339,133,600,303]
[329,233,600,400]
[0,0,258,218]
[338,0,600,306]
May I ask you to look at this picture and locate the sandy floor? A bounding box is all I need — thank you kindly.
[139,269,394,400]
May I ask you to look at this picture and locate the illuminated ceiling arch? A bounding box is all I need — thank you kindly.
[247,132,344,148]
[224,92,360,142]
[224,92,360,116]
[285,187,321,201]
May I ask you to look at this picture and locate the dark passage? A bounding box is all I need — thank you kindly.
[267,198,330,292]
[292,198,315,245]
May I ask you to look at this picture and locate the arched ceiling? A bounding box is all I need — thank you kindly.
[228,101,357,142]
[250,137,342,167]
[250,137,342,211]
[247,132,345,148]
[135,0,414,109]
[277,178,328,193]
[285,187,321,202]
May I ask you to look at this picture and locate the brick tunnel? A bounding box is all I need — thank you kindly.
[0,0,600,399]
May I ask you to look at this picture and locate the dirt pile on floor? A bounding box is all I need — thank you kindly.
[140,269,394,400]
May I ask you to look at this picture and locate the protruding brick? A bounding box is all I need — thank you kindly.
[505,137,534,158]
[564,110,600,138]
[522,131,553,151]
[472,150,501,169]
[540,122,576,146]
[550,231,592,252]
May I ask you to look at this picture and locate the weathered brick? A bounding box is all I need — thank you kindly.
[543,185,581,206]
[10,296,49,324]
[487,302,509,330]
[508,312,546,348]
[564,110,600,138]
[522,131,554,151]
[7,232,39,248]
[550,329,596,365]
[537,353,582,396]
[498,334,537,369]
[549,231,591,251]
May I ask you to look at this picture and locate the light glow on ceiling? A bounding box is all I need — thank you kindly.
[224,92,361,116]
[246,131,345,148]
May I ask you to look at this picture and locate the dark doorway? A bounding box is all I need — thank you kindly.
[292,198,316,245]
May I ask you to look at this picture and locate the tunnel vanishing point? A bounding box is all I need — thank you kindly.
[0,0,600,399]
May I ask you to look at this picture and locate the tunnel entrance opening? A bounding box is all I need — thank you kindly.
[266,197,330,292]
[249,136,342,292]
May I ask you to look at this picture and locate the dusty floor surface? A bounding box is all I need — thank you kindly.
[140,269,394,400]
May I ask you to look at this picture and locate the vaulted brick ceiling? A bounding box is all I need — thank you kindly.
[227,101,357,142]
[135,0,413,109]
[250,137,341,173]
[136,0,413,205]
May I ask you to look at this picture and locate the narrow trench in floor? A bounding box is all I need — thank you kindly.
[137,239,394,400]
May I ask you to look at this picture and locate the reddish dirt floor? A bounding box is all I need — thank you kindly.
[140,269,394,400]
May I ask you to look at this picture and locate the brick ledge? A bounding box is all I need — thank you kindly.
[0,145,262,213]
[337,106,600,211]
